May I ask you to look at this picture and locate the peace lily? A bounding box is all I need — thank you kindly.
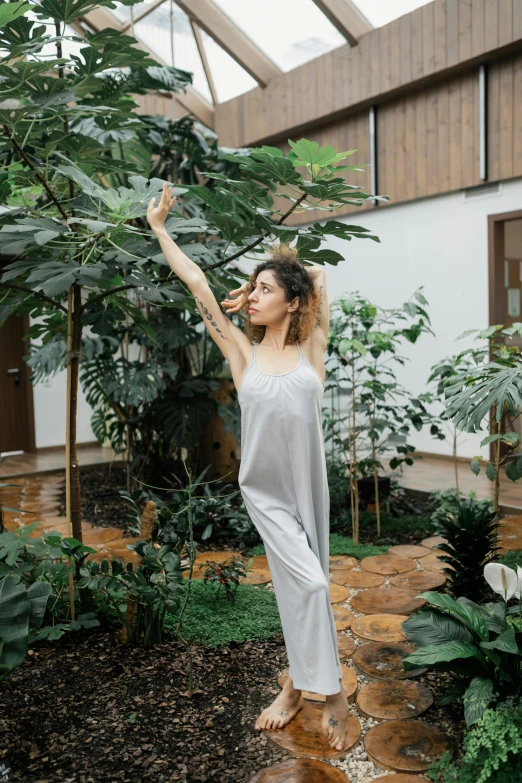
[483,562,519,601]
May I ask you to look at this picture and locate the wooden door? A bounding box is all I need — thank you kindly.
[488,210,522,462]
[0,311,36,454]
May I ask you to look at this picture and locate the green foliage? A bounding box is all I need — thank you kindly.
[164,579,282,648]
[499,548,522,571]
[432,497,500,602]
[198,556,254,605]
[403,592,522,726]
[325,289,445,541]
[78,541,185,650]
[248,534,387,560]
[427,698,522,783]
[428,488,494,529]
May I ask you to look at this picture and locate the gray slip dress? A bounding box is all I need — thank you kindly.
[237,339,343,694]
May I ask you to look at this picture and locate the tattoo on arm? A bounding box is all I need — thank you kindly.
[194,294,227,340]
[315,284,324,329]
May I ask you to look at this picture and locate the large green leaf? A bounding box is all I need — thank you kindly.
[403,640,484,667]
[418,592,489,641]
[463,676,494,726]
[0,1,32,25]
[402,608,473,647]
[444,361,522,433]
[0,575,30,683]
[480,627,519,654]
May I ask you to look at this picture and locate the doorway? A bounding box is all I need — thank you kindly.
[488,209,522,462]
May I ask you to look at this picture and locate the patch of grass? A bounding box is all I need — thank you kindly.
[164,579,281,648]
[248,534,387,560]
[329,533,388,559]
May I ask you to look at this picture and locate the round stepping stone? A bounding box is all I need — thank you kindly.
[248,554,269,569]
[351,614,409,643]
[352,641,428,680]
[332,606,355,630]
[350,587,426,616]
[240,568,273,585]
[364,719,449,772]
[82,527,124,544]
[277,666,358,703]
[357,680,433,720]
[263,699,360,758]
[249,756,351,782]
[332,570,385,588]
[388,545,433,559]
[329,556,358,571]
[337,635,356,659]
[418,554,454,573]
[390,571,446,590]
[421,536,447,549]
[360,555,415,575]
[330,584,349,604]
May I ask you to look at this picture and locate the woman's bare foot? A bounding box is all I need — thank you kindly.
[322,681,351,751]
[254,678,304,731]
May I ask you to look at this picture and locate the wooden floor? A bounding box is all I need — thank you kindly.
[396,455,522,512]
[0,444,124,479]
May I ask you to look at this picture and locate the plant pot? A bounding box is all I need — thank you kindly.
[357,476,391,503]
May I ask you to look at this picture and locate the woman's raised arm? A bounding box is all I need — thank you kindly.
[147,183,250,362]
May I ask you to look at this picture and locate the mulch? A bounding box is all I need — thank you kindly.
[0,623,292,783]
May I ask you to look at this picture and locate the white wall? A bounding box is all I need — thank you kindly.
[31,177,522,453]
[317,178,522,459]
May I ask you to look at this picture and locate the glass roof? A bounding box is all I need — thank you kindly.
[93,1,433,104]
[212,0,346,73]
[352,0,433,27]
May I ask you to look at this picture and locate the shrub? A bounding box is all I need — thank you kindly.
[427,698,522,783]
[432,496,499,602]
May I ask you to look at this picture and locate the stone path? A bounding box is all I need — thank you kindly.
[3,474,522,782]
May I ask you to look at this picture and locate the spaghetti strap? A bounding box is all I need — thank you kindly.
[296,340,304,357]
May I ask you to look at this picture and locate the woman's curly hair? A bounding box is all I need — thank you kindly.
[242,244,320,345]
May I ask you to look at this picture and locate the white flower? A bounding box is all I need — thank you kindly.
[483,562,518,601]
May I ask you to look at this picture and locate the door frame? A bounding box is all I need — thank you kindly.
[488,208,522,325]
[487,208,522,463]
[1,312,37,454]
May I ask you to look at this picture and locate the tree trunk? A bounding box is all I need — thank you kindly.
[68,284,92,612]
[453,426,460,502]
[350,355,359,542]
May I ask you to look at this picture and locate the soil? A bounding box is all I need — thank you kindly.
[0,621,465,783]
[0,623,293,783]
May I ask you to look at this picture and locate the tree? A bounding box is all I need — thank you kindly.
[0,0,386,610]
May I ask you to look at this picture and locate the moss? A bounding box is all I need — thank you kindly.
[164,579,281,648]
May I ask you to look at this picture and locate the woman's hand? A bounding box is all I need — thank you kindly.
[220,282,249,313]
[147,181,178,234]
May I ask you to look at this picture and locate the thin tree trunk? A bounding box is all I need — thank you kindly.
[68,284,92,611]
[493,403,501,515]
[65,288,76,621]
[453,426,460,503]
[351,354,359,542]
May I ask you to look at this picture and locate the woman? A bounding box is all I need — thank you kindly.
[147,183,351,752]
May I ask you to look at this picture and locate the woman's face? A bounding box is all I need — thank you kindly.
[247,270,298,326]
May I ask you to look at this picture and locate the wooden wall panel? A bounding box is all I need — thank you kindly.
[270,67,500,225]
[488,52,522,182]
[215,0,522,149]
